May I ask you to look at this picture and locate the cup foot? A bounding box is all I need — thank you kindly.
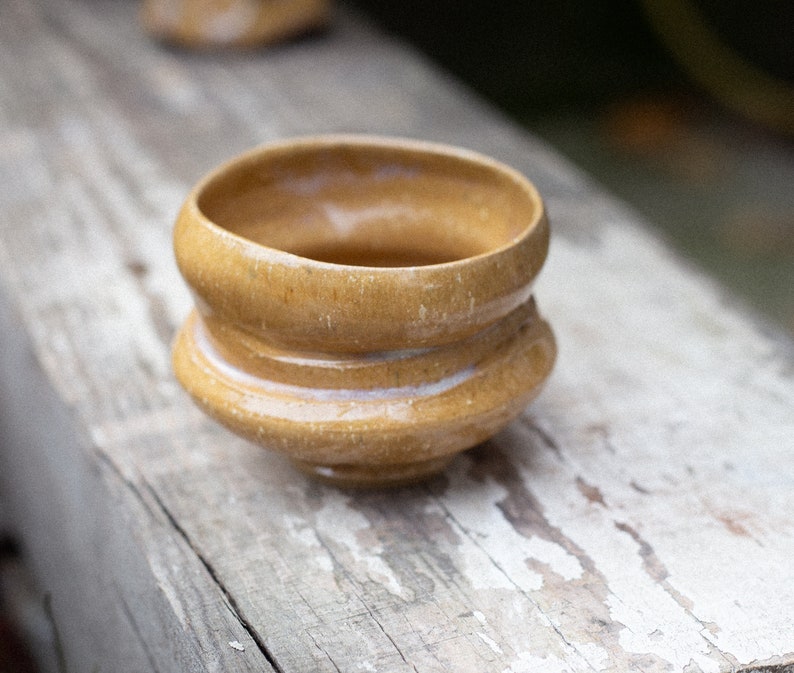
[290,456,455,488]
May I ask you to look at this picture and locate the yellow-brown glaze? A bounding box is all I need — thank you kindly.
[139,0,330,49]
[172,135,556,486]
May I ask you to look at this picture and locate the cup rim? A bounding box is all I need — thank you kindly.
[185,133,546,272]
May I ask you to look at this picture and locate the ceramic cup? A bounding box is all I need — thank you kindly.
[140,0,330,48]
[172,135,556,487]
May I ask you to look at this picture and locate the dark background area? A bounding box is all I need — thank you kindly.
[348,0,683,113]
[347,0,793,115]
[349,0,794,334]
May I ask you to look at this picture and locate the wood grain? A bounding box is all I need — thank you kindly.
[1,0,793,671]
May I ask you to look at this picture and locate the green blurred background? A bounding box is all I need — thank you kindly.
[350,0,794,334]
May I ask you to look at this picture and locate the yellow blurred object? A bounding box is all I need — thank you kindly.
[140,0,331,48]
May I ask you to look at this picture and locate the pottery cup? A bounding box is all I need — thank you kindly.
[140,0,330,48]
[172,135,556,486]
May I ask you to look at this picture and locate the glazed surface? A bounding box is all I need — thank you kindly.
[175,137,550,353]
[173,300,556,484]
[173,136,556,485]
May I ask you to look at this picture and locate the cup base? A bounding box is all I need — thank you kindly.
[290,456,455,489]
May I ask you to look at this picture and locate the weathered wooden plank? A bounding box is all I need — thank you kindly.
[0,294,276,673]
[1,0,793,672]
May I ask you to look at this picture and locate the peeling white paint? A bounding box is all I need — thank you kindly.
[315,495,407,599]
[569,641,609,671]
[477,631,504,655]
[281,514,334,575]
[502,651,571,673]
[523,536,583,581]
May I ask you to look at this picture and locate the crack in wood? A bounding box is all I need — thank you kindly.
[306,631,343,673]
[139,480,285,673]
[92,448,161,523]
[310,523,425,671]
[93,447,283,670]
[115,587,164,673]
[358,598,419,673]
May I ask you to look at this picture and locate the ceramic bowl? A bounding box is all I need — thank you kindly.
[172,135,556,486]
[140,0,330,48]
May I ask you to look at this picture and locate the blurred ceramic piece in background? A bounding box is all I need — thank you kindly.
[171,135,556,487]
[140,0,330,48]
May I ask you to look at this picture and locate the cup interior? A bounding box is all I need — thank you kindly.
[197,141,540,268]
